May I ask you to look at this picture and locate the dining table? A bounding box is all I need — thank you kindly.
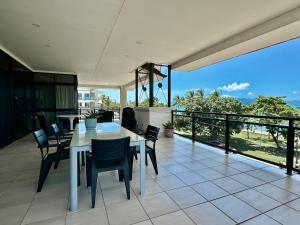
[56,114,84,131]
[69,122,146,212]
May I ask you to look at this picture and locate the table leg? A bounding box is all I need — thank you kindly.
[139,141,145,194]
[70,147,78,212]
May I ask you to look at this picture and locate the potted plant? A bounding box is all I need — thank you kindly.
[84,110,98,129]
[163,121,174,138]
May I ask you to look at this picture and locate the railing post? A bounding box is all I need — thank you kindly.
[192,112,195,143]
[171,110,174,124]
[286,119,295,175]
[225,115,230,154]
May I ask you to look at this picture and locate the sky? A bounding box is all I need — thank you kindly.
[95,37,300,103]
[171,37,300,101]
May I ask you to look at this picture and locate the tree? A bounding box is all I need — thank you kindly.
[173,90,244,142]
[247,96,300,148]
[98,94,120,109]
[139,97,166,107]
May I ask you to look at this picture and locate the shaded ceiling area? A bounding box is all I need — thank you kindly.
[1,0,300,87]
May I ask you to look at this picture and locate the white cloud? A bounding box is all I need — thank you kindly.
[222,94,232,98]
[218,82,250,92]
[292,91,298,95]
[248,91,254,96]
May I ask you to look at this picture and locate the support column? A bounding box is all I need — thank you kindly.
[168,65,171,107]
[135,69,138,107]
[149,63,154,107]
[120,86,127,122]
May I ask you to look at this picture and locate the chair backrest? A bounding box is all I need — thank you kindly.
[121,107,137,131]
[97,110,105,123]
[145,125,160,141]
[33,129,49,152]
[102,111,113,122]
[37,114,49,136]
[91,137,130,162]
[50,123,61,142]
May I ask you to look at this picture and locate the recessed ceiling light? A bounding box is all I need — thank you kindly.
[44,44,51,48]
[32,23,41,28]
[135,41,142,45]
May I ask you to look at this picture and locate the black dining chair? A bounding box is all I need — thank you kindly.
[57,120,73,137]
[37,114,49,135]
[86,137,131,208]
[52,122,85,167]
[121,107,137,131]
[130,125,160,179]
[33,129,76,192]
[102,111,113,122]
[50,123,72,169]
[96,109,105,123]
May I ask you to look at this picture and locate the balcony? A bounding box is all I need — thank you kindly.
[2,1,300,225]
[1,132,300,224]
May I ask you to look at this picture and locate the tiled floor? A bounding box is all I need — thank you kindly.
[1,135,300,225]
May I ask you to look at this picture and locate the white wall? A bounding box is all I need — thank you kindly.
[134,107,172,136]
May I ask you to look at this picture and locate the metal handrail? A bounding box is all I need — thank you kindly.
[172,110,299,174]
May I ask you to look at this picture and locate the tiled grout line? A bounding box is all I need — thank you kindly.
[1,135,299,225]
[19,191,36,225]
[98,179,113,225]
[83,139,295,223]
[147,145,300,224]
[99,172,152,225]
[163,189,197,225]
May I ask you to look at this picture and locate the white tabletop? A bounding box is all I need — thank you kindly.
[70,122,145,148]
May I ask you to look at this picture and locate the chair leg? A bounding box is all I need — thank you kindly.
[134,152,138,160]
[148,150,158,175]
[118,170,124,182]
[81,152,85,166]
[37,159,53,192]
[86,156,91,187]
[53,160,60,170]
[123,168,130,200]
[91,167,98,208]
[145,154,148,166]
[129,151,134,180]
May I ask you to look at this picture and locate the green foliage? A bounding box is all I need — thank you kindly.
[99,94,120,109]
[246,96,300,148]
[173,90,244,142]
[85,110,98,119]
[163,121,174,129]
[128,97,166,107]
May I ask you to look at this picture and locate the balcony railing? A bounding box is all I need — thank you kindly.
[172,110,300,174]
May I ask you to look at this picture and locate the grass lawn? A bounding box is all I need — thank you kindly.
[175,129,287,165]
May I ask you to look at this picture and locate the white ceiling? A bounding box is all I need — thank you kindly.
[1,0,300,87]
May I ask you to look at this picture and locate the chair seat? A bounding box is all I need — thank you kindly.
[131,145,152,154]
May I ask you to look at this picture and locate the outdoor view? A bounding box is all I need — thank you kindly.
[172,38,300,170]
[78,38,300,170]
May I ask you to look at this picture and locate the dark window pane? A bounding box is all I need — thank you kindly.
[35,84,55,108]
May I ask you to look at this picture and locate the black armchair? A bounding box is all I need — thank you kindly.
[121,107,137,131]
[130,125,160,179]
[33,129,75,192]
[86,137,131,208]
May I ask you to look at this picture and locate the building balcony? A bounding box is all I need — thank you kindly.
[1,133,300,224]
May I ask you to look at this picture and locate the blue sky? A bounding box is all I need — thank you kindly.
[100,37,300,103]
[171,37,300,101]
